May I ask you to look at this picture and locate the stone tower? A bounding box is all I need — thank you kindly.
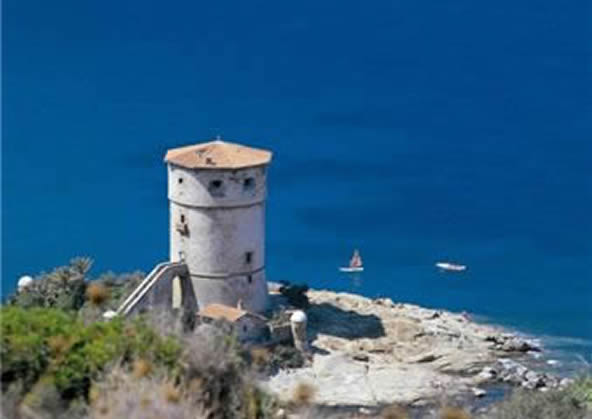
[164,139,272,313]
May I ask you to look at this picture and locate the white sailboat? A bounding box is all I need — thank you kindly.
[339,249,364,273]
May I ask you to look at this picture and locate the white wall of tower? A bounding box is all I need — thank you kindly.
[167,163,268,312]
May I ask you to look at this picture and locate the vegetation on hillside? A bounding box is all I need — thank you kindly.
[2,258,278,419]
[1,305,280,418]
[7,257,143,313]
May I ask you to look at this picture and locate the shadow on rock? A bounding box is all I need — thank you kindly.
[307,302,385,340]
[310,345,331,355]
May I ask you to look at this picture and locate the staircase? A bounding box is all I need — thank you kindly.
[116,261,197,317]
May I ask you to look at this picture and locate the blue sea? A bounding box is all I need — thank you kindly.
[3,1,591,366]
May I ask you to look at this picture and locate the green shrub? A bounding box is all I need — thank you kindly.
[8,257,92,311]
[8,259,145,314]
[1,307,75,392]
[1,305,281,418]
[568,375,592,409]
[1,306,182,403]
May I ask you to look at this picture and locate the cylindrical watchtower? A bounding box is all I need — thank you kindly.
[164,139,272,313]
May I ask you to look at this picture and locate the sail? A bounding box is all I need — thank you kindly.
[350,250,362,267]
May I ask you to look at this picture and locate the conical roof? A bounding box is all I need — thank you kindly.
[164,140,272,169]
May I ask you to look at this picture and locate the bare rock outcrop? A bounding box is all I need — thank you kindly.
[262,288,555,407]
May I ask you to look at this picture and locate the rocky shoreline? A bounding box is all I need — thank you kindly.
[262,288,571,409]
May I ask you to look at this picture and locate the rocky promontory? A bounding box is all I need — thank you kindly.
[262,288,567,408]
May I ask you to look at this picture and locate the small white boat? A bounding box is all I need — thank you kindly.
[340,249,364,272]
[436,262,467,272]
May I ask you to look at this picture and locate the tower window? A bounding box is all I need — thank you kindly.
[245,252,253,264]
[247,275,252,284]
[208,179,225,197]
[243,177,255,191]
[176,215,188,235]
[178,177,183,184]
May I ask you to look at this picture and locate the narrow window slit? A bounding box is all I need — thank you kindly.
[243,177,255,191]
[176,214,188,235]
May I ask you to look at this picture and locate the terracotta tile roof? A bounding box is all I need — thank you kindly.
[199,303,267,323]
[164,140,272,169]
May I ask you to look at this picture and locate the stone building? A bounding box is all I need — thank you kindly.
[198,303,269,342]
[164,139,272,313]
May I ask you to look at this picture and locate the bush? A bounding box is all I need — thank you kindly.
[8,259,145,314]
[2,262,279,419]
[90,366,277,419]
[247,344,305,376]
[86,284,110,307]
[1,307,75,392]
[490,387,587,419]
[90,368,193,419]
[1,305,279,418]
[177,323,246,415]
[8,257,92,311]
[568,375,592,409]
[268,345,305,372]
[91,270,144,310]
[279,283,309,309]
[1,306,182,406]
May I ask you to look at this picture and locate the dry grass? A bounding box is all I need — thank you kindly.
[250,347,271,367]
[132,359,152,379]
[381,403,409,419]
[292,382,316,406]
[86,283,110,306]
[380,404,409,419]
[440,406,471,419]
[186,377,204,394]
[490,387,587,419]
[162,382,181,404]
[90,368,195,419]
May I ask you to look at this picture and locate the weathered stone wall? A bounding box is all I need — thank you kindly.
[168,164,267,208]
[170,204,265,274]
[189,271,267,313]
[167,163,269,313]
[236,316,269,342]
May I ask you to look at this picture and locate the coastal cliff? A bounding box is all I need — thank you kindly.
[264,288,568,409]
